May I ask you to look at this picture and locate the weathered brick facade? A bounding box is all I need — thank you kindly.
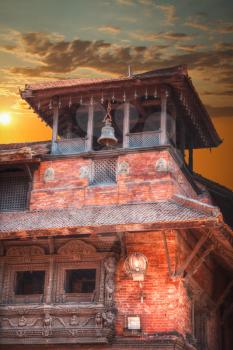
[30,150,196,211]
[0,66,232,349]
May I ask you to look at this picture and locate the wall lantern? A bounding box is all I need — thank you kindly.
[124,253,148,282]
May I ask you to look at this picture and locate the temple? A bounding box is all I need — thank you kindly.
[0,65,232,350]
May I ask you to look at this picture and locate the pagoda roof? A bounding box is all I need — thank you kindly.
[0,195,221,239]
[21,65,221,149]
[194,173,233,229]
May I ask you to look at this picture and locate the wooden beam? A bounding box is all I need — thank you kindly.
[162,231,173,277]
[86,104,94,151]
[117,232,127,258]
[160,91,167,145]
[51,106,59,153]
[45,237,55,304]
[123,102,130,148]
[176,232,209,277]
[214,279,233,311]
[188,143,193,172]
[222,302,233,323]
[185,244,214,280]
[180,118,185,157]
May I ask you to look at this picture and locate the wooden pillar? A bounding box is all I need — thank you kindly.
[0,243,5,303]
[180,118,185,158]
[123,102,130,148]
[188,134,193,172]
[51,105,59,153]
[160,92,167,145]
[86,104,94,151]
[162,231,173,277]
[45,238,55,304]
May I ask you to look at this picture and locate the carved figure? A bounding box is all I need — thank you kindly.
[155,158,168,172]
[43,312,53,336]
[104,256,116,302]
[102,310,115,328]
[18,315,27,327]
[95,312,102,328]
[104,256,116,274]
[43,167,55,182]
[105,275,115,301]
[79,165,90,179]
[70,314,79,326]
[117,161,129,175]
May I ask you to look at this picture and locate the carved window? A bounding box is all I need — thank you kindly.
[90,158,117,185]
[15,271,45,295]
[65,269,96,293]
[0,166,31,212]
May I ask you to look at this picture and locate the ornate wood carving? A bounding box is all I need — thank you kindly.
[6,245,45,257]
[58,239,96,258]
[0,238,118,344]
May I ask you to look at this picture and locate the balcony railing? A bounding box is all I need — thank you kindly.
[51,131,167,155]
[128,130,161,148]
[52,137,87,155]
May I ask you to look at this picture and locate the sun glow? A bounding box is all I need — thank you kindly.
[0,112,11,125]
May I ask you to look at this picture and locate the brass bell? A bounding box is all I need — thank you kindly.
[97,102,118,147]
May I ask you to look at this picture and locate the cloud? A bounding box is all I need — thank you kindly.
[185,18,210,32]
[116,0,134,5]
[129,31,194,42]
[156,4,177,25]
[1,32,170,77]
[217,21,233,34]
[98,25,121,34]
[176,44,206,52]
[138,0,155,5]
[206,105,233,117]
[185,16,233,34]
[0,87,17,97]
[1,31,232,106]
[117,16,137,23]
[214,42,233,50]
[203,90,233,96]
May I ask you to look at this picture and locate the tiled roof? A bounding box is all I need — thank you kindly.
[24,66,187,92]
[0,200,217,234]
[0,141,50,151]
[26,77,129,91]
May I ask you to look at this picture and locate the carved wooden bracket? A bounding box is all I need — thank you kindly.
[176,231,209,277]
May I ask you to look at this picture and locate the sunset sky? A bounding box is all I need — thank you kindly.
[0,0,232,189]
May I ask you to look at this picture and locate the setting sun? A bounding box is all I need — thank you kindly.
[0,112,11,125]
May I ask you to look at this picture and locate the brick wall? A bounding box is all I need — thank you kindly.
[114,231,192,336]
[30,150,197,210]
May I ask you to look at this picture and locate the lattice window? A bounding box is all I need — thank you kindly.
[55,138,86,155]
[90,158,117,185]
[128,131,160,148]
[0,168,30,211]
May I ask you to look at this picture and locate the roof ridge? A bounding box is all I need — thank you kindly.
[193,172,233,195]
[173,194,221,217]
